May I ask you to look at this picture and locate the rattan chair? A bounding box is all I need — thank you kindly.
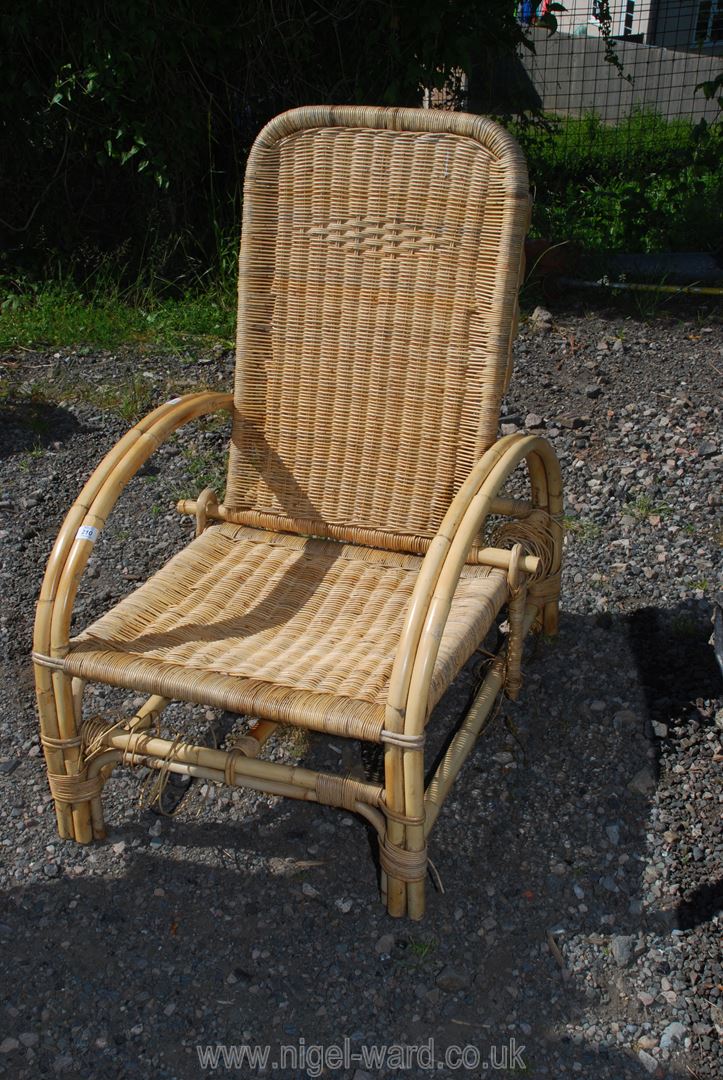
[33,106,562,919]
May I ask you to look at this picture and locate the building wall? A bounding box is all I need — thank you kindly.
[517,27,723,121]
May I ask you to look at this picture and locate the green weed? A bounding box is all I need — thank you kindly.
[627,495,671,521]
[562,515,601,541]
[405,936,437,962]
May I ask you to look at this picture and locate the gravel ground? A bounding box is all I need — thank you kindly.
[0,305,721,1080]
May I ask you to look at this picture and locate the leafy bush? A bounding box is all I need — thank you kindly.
[0,0,526,282]
[517,112,723,252]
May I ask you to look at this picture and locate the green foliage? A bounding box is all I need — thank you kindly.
[518,112,723,252]
[176,442,229,502]
[0,0,526,280]
[696,70,723,111]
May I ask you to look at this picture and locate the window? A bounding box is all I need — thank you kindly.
[695,0,723,44]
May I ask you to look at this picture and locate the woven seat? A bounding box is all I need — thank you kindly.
[34,105,563,919]
[64,525,508,741]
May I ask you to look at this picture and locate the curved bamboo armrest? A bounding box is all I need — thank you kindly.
[33,391,233,663]
[385,433,562,740]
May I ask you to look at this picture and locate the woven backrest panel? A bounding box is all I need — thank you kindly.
[226,106,529,546]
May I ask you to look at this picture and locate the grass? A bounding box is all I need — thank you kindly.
[626,495,672,521]
[562,514,601,541]
[404,935,437,962]
[0,279,236,352]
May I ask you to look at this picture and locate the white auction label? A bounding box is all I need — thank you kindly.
[76,525,99,543]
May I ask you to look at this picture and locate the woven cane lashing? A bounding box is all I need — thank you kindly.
[226,107,529,545]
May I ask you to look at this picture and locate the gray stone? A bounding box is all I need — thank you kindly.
[638,1034,658,1050]
[0,758,19,775]
[611,935,633,967]
[627,766,656,796]
[697,440,717,458]
[0,1038,19,1054]
[637,1049,658,1074]
[529,307,553,334]
[659,1021,686,1050]
[558,414,588,429]
[606,823,620,846]
[436,965,472,992]
[374,933,395,955]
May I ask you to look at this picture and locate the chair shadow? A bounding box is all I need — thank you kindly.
[4,604,719,1076]
[626,601,722,932]
[0,400,83,460]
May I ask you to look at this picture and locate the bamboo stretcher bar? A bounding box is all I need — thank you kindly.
[89,728,383,806]
[175,498,540,575]
[85,729,387,840]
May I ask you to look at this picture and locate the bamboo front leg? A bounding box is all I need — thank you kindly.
[384,742,407,917]
[402,745,427,921]
[35,665,74,839]
[386,438,563,918]
[51,670,93,843]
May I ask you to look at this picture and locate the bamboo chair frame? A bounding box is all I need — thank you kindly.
[33,106,563,919]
